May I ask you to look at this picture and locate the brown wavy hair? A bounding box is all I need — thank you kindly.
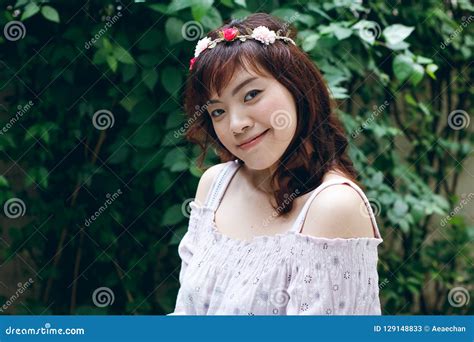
[184,12,360,217]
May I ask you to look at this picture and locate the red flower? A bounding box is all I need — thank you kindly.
[189,57,196,71]
[222,27,239,41]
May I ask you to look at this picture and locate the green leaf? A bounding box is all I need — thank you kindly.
[93,49,107,64]
[409,63,424,86]
[167,0,194,13]
[129,99,154,124]
[131,150,162,172]
[113,45,134,64]
[169,226,187,245]
[120,96,139,113]
[137,29,162,51]
[161,204,184,226]
[426,63,438,79]
[392,54,413,83]
[234,0,246,7]
[328,86,349,99]
[25,167,49,188]
[415,56,433,64]
[148,4,169,14]
[122,64,137,82]
[41,6,60,23]
[102,37,113,52]
[398,219,410,233]
[154,170,173,194]
[106,55,118,72]
[383,24,414,46]
[142,68,158,91]
[0,175,9,188]
[108,144,129,164]
[191,1,213,21]
[302,34,319,52]
[320,23,352,40]
[333,26,352,40]
[307,3,332,21]
[21,3,40,20]
[163,148,189,172]
[138,53,157,67]
[393,198,409,217]
[386,41,409,51]
[201,7,222,30]
[371,171,384,187]
[161,66,183,95]
[165,17,184,45]
[231,9,252,20]
[130,125,161,148]
[271,9,299,22]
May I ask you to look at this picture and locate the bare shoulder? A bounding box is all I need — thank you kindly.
[301,183,375,239]
[194,162,228,206]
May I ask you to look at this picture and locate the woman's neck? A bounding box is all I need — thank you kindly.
[241,163,277,195]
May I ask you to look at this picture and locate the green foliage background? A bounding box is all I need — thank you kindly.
[0,0,472,314]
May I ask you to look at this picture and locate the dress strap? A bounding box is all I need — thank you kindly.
[204,160,242,211]
[289,178,382,239]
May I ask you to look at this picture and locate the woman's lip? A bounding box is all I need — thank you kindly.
[238,129,269,150]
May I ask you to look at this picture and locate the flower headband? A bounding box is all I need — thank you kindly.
[189,25,296,71]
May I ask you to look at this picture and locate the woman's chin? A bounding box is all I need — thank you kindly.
[238,156,276,171]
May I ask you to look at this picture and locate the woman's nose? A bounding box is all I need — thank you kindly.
[229,111,254,135]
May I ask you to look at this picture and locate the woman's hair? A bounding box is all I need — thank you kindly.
[184,12,360,216]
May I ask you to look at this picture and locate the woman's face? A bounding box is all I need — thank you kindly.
[206,66,297,170]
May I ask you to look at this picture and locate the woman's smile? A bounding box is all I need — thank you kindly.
[237,129,270,150]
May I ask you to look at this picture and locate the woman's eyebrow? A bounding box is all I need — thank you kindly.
[208,77,258,104]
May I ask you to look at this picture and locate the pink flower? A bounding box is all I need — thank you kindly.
[222,27,239,41]
[189,57,196,71]
[194,37,211,58]
[251,26,276,45]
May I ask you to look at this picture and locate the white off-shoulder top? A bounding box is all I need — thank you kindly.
[170,160,383,315]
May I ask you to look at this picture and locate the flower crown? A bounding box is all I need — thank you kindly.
[189,25,296,71]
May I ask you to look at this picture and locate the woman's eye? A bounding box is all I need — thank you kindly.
[244,89,261,102]
[210,109,225,118]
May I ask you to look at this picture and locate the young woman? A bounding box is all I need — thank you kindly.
[170,12,383,315]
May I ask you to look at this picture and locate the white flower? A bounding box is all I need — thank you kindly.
[251,26,276,45]
[194,37,211,57]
